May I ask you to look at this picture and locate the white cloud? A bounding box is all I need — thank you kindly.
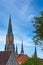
[14,39,21,44]
[0,36,5,43]
[20,4,28,16]
[14,36,34,46]
[0,30,6,44]
[27,14,34,21]
[0,29,6,51]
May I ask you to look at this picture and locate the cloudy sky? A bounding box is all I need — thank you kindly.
[0,0,43,58]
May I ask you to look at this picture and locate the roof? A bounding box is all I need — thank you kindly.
[0,51,11,65]
[0,51,28,65]
[16,55,43,64]
[16,54,28,64]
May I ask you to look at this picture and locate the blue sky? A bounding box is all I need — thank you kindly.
[0,0,43,58]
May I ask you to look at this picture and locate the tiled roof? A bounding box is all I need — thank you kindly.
[0,51,11,65]
[16,54,28,64]
[0,51,28,65]
[16,55,43,64]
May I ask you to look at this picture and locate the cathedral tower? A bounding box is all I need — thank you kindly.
[5,15,15,51]
[20,41,24,54]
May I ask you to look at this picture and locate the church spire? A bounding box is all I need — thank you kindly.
[16,45,18,55]
[5,15,15,52]
[34,45,37,58]
[20,41,24,54]
[7,15,13,37]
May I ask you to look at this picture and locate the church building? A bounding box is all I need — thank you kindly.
[5,15,28,65]
[0,15,43,65]
[0,16,28,65]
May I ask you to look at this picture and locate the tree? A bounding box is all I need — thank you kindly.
[32,11,43,47]
[21,58,43,65]
[32,11,43,65]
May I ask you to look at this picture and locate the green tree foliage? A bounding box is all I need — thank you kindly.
[21,58,43,65]
[32,11,43,45]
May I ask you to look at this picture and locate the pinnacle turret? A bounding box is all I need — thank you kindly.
[20,41,24,54]
[16,45,18,55]
[34,45,37,58]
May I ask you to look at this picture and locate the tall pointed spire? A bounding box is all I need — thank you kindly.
[7,15,13,37]
[20,40,24,54]
[34,45,37,58]
[16,45,18,55]
[33,46,37,65]
[5,15,15,52]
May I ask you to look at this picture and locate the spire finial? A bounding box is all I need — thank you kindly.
[9,14,11,22]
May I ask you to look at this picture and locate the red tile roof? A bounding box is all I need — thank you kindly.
[16,55,43,64]
[0,51,11,65]
[0,51,28,65]
[16,54,28,64]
